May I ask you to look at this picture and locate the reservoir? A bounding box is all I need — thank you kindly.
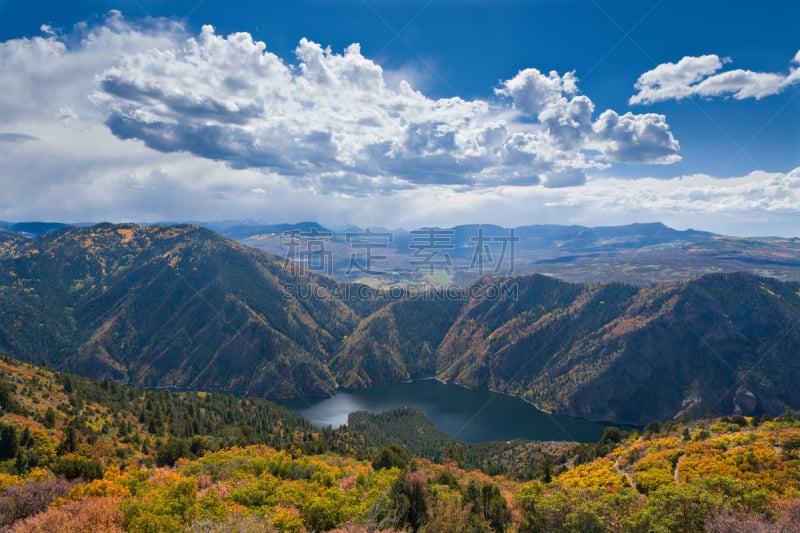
[279,379,613,443]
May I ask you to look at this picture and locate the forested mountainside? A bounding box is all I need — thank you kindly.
[0,223,373,398]
[3,355,800,532]
[433,273,800,425]
[1,224,799,425]
[333,297,464,388]
[0,231,25,258]
[337,272,800,425]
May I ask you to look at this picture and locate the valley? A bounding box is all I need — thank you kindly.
[3,2,797,528]
[0,221,799,530]
[0,223,799,427]
[220,221,800,286]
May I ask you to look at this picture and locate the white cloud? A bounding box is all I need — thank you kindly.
[554,169,800,216]
[88,20,680,191]
[592,110,681,164]
[630,51,800,104]
[495,69,680,170]
[495,68,579,116]
[1,12,796,237]
[378,167,800,237]
[0,13,681,208]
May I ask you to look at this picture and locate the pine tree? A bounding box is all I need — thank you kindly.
[0,425,19,460]
[58,423,78,454]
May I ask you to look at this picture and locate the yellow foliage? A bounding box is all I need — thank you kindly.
[270,504,306,532]
[632,451,676,494]
[678,431,792,494]
[557,458,628,492]
[25,467,55,482]
[103,465,122,481]
[599,420,800,499]
[67,478,131,500]
[0,472,19,490]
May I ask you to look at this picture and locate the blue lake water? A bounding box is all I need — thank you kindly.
[278,379,613,443]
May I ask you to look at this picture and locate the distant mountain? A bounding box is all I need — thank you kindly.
[230,221,800,285]
[0,220,68,237]
[0,223,799,425]
[4,219,800,284]
[202,220,333,241]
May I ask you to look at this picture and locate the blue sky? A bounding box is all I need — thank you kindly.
[0,0,798,235]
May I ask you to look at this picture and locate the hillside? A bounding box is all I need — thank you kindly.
[333,296,464,388]
[513,413,800,532]
[0,232,24,259]
[3,353,800,531]
[0,224,799,425]
[331,272,800,425]
[0,355,314,473]
[434,273,800,425]
[0,224,369,397]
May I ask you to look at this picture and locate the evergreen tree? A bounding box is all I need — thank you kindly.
[58,423,78,454]
[0,425,19,460]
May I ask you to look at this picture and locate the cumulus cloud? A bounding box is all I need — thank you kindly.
[88,20,680,191]
[630,50,800,104]
[593,110,680,163]
[8,12,796,236]
[496,68,579,116]
[495,69,680,167]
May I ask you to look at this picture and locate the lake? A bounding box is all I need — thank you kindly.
[278,379,612,443]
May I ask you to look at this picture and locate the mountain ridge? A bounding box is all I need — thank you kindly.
[0,224,368,398]
[6,219,800,285]
[1,223,799,425]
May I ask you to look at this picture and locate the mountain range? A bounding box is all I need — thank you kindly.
[5,219,800,285]
[228,220,800,285]
[1,223,799,425]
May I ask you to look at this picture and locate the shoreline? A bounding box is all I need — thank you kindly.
[427,376,554,415]
[335,375,556,415]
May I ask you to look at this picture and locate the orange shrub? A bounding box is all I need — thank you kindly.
[9,496,123,533]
